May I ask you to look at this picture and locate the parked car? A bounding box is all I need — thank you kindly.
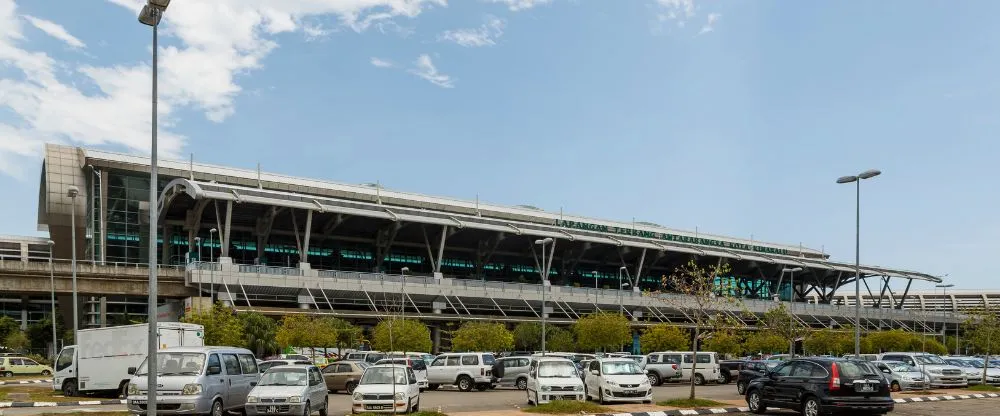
[745,358,894,415]
[375,358,429,390]
[878,352,967,388]
[344,352,388,365]
[245,364,328,416]
[676,351,723,385]
[944,357,1000,385]
[873,360,929,391]
[258,359,312,373]
[0,356,54,377]
[623,355,647,368]
[492,356,531,390]
[351,364,420,414]
[279,354,313,362]
[525,357,585,405]
[735,360,782,395]
[840,354,880,362]
[426,352,495,391]
[126,346,260,415]
[322,361,370,393]
[583,358,652,404]
[643,352,681,386]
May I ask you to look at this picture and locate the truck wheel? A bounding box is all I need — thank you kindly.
[119,381,130,398]
[457,376,473,392]
[647,372,660,386]
[62,379,78,397]
[516,378,528,390]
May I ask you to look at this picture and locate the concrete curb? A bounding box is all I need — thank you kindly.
[0,399,126,408]
[0,379,50,386]
[593,392,1000,416]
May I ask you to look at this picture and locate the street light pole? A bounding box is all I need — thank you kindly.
[67,186,79,341]
[194,236,201,312]
[837,169,881,359]
[138,3,171,415]
[535,238,553,355]
[47,240,57,359]
[936,283,954,353]
[210,228,217,304]
[782,267,803,356]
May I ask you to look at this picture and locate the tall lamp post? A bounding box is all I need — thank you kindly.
[782,267,803,356]
[400,267,410,317]
[138,2,171,415]
[194,236,201,312]
[936,283,955,353]
[535,238,553,355]
[67,185,80,342]
[209,228,217,304]
[836,169,881,359]
[47,240,57,359]
[618,266,631,315]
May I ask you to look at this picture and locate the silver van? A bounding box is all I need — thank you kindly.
[126,346,259,415]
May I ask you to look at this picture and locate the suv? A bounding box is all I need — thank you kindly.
[643,352,681,386]
[426,353,496,392]
[745,358,894,415]
[878,352,967,388]
[492,356,531,390]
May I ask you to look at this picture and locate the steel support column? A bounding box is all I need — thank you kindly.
[302,210,313,263]
[435,225,448,274]
[221,200,233,257]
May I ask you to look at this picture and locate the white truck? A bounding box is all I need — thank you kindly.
[53,322,204,397]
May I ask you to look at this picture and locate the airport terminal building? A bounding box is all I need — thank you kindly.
[1,144,968,349]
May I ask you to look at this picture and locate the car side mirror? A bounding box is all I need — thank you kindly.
[590,370,599,376]
[881,368,891,374]
[127,367,137,375]
[208,365,222,375]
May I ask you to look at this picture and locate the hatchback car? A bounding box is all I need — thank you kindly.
[259,360,313,373]
[0,356,54,377]
[873,360,928,391]
[745,358,893,416]
[322,361,370,393]
[246,365,328,416]
[584,358,652,404]
[351,364,420,414]
[375,358,429,390]
[525,357,585,405]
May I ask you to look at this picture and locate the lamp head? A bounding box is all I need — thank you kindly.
[784,267,803,273]
[47,240,54,246]
[619,266,628,271]
[836,175,858,184]
[858,169,881,180]
[138,4,162,26]
[210,228,217,233]
[67,185,79,198]
[401,267,410,273]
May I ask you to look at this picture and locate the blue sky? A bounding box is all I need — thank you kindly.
[1,0,998,291]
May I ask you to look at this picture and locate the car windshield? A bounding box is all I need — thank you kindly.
[360,367,407,385]
[538,361,577,378]
[136,352,205,376]
[890,363,918,372]
[259,368,308,386]
[602,361,643,375]
[964,360,986,369]
[765,361,781,369]
[837,361,878,379]
[915,355,946,365]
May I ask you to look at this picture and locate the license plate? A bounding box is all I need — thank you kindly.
[624,390,636,394]
[131,400,147,406]
[365,404,390,410]
[856,383,874,392]
[266,406,277,413]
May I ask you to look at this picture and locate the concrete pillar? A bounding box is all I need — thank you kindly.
[19,243,28,262]
[297,290,314,310]
[431,326,441,354]
[99,297,107,328]
[19,297,28,330]
[162,226,172,266]
[218,291,235,308]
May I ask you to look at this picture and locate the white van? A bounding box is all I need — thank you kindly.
[526,357,585,405]
[652,351,722,385]
[126,346,259,415]
[425,352,496,392]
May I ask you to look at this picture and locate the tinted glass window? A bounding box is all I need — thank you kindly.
[648,354,659,363]
[790,363,813,377]
[838,361,877,379]
[222,354,242,375]
[9,359,23,365]
[238,354,258,374]
[446,356,461,366]
[772,363,794,377]
[482,354,496,365]
[56,348,75,371]
[461,355,479,366]
[519,358,530,367]
[339,364,353,373]
[23,360,38,366]
[431,358,446,367]
[207,354,221,373]
[663,354,681,364]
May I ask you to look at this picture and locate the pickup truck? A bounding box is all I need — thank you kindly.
[718,360,744,384]
[643,353,681,386]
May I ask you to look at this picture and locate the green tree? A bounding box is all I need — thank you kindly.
[744,332,787,355]
[238,312,279,357]
[640,324,690,353]
[574,312,631,353]
[761,303,808,356]
[965,307,1000,384]
[546,327,576,353]
[658,260,743,400]
[703,331,742,357]
[451,322,513,352]
[372,318,432,353]
[181,303,243,346]
[275,315,316,349]
[862,330,913,353]
[0,316,21,341]
[803,329,852,356]
[316,317,361,354]
[27,316,68,352]
[4,331,30,352]
[513,322,542,351]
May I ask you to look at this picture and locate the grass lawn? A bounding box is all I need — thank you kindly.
[0,375,52,382]
[522,400,610,414]
[656,398,729,408]
[0,386,83,402]
[968,384,1000,392]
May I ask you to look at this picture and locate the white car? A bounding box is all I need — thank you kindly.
[374,358,429,390]
[584,358,652,404]
[351,364,420,414]
[245,365,329,416]
[426,352,496,391]
[526,357,585,406]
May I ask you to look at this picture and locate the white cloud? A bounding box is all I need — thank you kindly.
[409,54,454,88]
[0,0,447,178]
[439,16,504,47]
[370,57,394,68]
[657,0,695,20]
[699,13,720,35]
[22,15,85,48]
[489,0,552,12]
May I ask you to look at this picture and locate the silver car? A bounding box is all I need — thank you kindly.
[493,357,531,390]
[127,347,260,416]
[873,361,928,391]
[246,365,329,416]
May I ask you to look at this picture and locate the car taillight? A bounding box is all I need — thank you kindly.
[672,364,678,370]
[481,368,485,376]
[829,362,841,391]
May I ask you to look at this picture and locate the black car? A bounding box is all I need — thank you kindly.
[745,358,894,416]
[736,360,782,395]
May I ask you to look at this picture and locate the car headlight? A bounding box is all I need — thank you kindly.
[394,392,405,401]
[128,383,139,395]
[247,396,258,403]
[181,384,202,395]
[352,392,363,401]
[288,396,302,403]
[541,385,551,392]
[640,378,650,385]
[574,385,584,392]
